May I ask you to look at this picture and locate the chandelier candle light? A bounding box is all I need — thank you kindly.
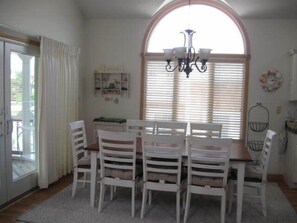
[163,29,212,78]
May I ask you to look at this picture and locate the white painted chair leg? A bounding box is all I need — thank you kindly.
[227,180,234,214]
[148,190,152,205]
[141,187,148,219]
[98,183,105,212]
[261,183,267,216]
[132,186,135,217]
[83,173,87,188]
[72,169,78,197]
[221,193,226,223]
[183,189,191,223]
[176,191,180,223]
[110,186,114,201]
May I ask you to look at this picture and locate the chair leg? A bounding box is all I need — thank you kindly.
[141,186,148,219]
[221,193,226,223]
[132,186,135,217]
[183,188,191,223]
[227,180,234,214]
[72,169,78,197]
[98,183,105,212]
[110,186,114,201]
[176,191,180,223]
[83,173,87,188]
[148,190,152,205]
[261,183,267,216]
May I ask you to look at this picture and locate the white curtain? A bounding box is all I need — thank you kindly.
[38,37,80,188]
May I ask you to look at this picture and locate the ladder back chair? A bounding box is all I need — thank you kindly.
[126,119,156,136]
[156,121,187,136]
[97,130,141,217]
[190,122,222,138]
[228,129,276,216]
[184,137,232,223]
[141,134,185,223]
[69,120,91,197]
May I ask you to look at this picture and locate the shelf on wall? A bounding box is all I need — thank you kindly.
[94,72,130,97]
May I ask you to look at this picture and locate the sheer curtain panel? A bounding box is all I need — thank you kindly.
[38,37,80,188]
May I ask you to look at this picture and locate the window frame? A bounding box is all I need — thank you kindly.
[140,0,250,142]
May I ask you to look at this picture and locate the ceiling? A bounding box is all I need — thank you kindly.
[73,0,297,19]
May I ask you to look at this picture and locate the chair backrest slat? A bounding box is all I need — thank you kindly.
[187,136,232,187]
[98,129,137,180]
[156,121,187,136]
[126,119,156,136]
[69,120,88,166]
[190,123,222,138]
[259,130,276,181]
[142,134,185,184]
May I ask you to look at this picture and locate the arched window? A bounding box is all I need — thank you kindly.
[141,1,250,140]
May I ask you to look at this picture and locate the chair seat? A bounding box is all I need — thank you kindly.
[105,165,142,180]
[77,155,91,168]
[148,172,177,183]
[192,176,223,188]
[230,164,262,182]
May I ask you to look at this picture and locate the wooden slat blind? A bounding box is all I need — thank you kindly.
[143,56,246,140]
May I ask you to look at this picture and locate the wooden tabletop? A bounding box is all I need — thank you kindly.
[85,138,252,162]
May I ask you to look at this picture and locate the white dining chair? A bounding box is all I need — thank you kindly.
[184,137,232,223]
[69,120,92,197]
[228,129,276,216]
[97,129,142,217]
[190,122,222,138]
[141,134,185,223]
[156,121,187,136]
[126,119,156,136]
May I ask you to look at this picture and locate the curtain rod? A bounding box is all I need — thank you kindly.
[0,23,40,46]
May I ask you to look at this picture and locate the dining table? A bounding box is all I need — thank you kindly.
[84,138,252,223]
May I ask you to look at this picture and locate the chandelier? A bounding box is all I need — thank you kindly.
[163,29,212,78]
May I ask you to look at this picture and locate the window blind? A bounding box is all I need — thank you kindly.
[143,57,246,140]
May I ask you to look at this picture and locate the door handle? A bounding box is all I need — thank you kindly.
[5,119,13,135]
[0,108,3,137]
[0,121,3,137]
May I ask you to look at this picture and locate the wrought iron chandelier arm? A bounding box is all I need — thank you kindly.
[194,56,208,73]
[165,60,181,72]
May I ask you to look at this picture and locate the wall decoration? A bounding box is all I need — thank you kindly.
[259,69,283,92]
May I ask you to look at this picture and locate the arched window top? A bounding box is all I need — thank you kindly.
[147,4,245,54]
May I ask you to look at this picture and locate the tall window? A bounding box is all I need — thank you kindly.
[142,3,249,140]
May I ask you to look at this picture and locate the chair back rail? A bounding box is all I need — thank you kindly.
[126,119,156,136]
[187,137,232,187]
[98,130,138,180]
[142,134,185,185]
[156,121,187,136]
[69,120,88,166]
[190,123,222,138]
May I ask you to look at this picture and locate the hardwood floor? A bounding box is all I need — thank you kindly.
[0,174,296,223]
[0,174,73,223]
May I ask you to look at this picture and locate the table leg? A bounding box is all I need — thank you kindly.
[236,162,246,223]
[90,151,97,207]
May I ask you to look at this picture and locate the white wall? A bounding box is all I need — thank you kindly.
[83,19,149,140]
[244,19,297,173]
[84,17,297,174]
[0,0,84,47]
[0,0,86,116]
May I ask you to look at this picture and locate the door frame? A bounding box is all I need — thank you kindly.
[0,40,39,204]
[0,41,7,205]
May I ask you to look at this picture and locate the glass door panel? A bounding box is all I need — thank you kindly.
[10,52,37,180]
[3,42,39,201]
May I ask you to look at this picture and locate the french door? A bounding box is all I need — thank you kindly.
[0,40,39,205]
